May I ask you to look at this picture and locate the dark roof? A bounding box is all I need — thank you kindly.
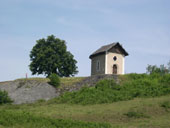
[89,42,128,59]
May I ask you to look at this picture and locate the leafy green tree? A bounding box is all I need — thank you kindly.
[146,65,159,74]
[29,35,78,77]
[146,63,169,75]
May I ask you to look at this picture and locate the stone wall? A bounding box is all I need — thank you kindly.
[0,75,118,104]
[59,74,118,93]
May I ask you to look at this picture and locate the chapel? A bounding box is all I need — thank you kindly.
[89,42,128,75]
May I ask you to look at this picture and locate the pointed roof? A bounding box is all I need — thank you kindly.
[89,42,128,59]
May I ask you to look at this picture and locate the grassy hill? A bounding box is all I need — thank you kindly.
[0,73,170,128]
[0,95,170,128]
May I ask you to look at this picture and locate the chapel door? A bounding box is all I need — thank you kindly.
[113,64,117,74]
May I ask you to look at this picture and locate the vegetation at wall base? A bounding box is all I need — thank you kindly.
[53,73,170,105]
[0,90,13,104]
[49,73,60,87]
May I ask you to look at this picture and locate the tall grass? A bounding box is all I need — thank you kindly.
[53,73,170,105]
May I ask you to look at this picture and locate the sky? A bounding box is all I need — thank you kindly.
[0,0,170,81]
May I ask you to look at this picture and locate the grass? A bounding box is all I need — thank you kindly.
[14,77,85,88]
[60,77,85,87]
[0,110,110,128]
[15,77,50,82]
[124,111,149,118]
[0,95,170,128]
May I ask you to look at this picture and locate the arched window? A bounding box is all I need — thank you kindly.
[113,64,117,74]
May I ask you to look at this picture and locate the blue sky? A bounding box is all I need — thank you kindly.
[0,0,170,81]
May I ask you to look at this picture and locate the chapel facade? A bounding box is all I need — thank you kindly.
[89,42,128,75]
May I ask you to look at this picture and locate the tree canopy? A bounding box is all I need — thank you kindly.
[29,35,78,77]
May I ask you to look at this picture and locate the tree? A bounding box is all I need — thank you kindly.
[146,64,159,74]
[29,35,78,77]
[168,60,170,73]
[146,63,169,75]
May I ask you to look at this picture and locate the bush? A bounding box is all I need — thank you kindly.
[49,73,60,87]
[0,90,13,104]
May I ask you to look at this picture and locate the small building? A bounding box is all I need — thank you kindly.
[89,42,128,75]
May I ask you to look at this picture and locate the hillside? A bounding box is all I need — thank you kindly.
[0,74,170,127]
[0,95,170,127]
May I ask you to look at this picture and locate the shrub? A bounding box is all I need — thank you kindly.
[0,90,13,104]
[49,73,60,87]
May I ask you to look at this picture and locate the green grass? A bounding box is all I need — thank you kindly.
[15,77,50,82]
[124,111,149,118]
[0,110,110,128]
[60,77,85,87]
[15,77,85,88]
[0,95,170,128]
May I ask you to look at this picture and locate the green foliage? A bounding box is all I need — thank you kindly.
[56,79,129,105]
[55,74,170,105]
[49,73,60,87]
[124,111,149,118]
[0,110,111,128]
[29,35,78,77]
[146,62,170,75]
[0,90,13,104]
